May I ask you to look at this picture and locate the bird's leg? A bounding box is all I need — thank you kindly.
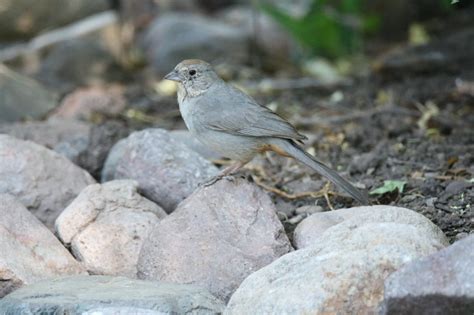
[202,161,247,187]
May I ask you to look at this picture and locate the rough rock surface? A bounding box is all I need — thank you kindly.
[56,180,167,277]
[142,13,249,76]
[0,276,225,314]
[0,119,127,178]
[0,135,96,229]
[0,194,86,298]
[102,128,218,212]
[0,64,57,123]
[36,37,123,94]
[226,208,447,314]
[293,205,449,249]
[50,86,126,121]
[381,234,474,314]
[138,177,292,301]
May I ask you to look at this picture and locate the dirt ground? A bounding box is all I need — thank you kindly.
[123,28,473,244]
[255,28,474,242]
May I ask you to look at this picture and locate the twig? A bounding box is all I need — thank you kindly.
[322,182,335,210]
[0,11,118,62]
[252,175,346,201]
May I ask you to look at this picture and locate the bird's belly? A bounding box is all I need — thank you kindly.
[196,130,262,162]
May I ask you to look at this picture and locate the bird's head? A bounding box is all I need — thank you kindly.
[164,59,219,97]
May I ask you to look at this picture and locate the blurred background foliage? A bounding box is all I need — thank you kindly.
[259,0,378,59]
[258,0,456,59]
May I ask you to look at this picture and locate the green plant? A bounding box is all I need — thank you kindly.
[258,0,379,59]
[370,180,407,195]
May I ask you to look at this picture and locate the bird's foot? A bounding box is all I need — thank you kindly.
[199,174,238,187]
[200,175,222,187]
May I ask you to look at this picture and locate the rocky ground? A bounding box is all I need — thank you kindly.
[0,0,472,314]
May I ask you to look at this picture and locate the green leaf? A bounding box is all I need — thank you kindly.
[370,180,407,195]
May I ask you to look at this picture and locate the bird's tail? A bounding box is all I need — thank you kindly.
[273,139,370,205]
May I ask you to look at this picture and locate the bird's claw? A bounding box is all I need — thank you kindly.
[199,175,236,187]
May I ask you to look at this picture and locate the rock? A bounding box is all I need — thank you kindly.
[294,205,324,215]
[0,0,109,40]
[36,37,124,94]
[0,275,225,314]
[0,194,85,298]
[50,85,127,121]
[102,128,218,212]
[0,135,96,229]
[55,180,167,277]
[169,129,221,160]
[293,205,449,249]
[0,119,126,180]
[381,235,474,315]
[226,209,447,314]
[138,177,292,301]
[218,5,296,66]
[0,119,90,152]
[63,120,129,179]
[142,13,249,76]
[0,64,57,123]
[438,180,473,203]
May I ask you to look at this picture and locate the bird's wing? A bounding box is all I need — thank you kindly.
[204,84,307,141]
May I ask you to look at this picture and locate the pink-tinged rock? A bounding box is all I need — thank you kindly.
[137,177,292,301]
[50,85,126,121]
[0,135,96,229]
[56,180,167,277]
[0,194,86,298]
[226,208,447,314]
[293,205,448,249]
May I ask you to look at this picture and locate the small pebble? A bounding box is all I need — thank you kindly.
[295,205,324,216]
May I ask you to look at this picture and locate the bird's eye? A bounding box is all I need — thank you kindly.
[189,69,196,76]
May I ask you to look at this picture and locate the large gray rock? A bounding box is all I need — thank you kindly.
[0,0,109,40]
[0,194,86,298]
[36,37,123,94]
[0,119,128,178]
[138,177,292,302]
[102,128,218,212]
[142,13,249,76]
[55,180,167,277]
[226,209,447,314]
[0,64,57,123]
[218,5,296,67]
[294,206,449,249]
[0,275,225,314]
[382,234,474,315]
[0,135,96,229]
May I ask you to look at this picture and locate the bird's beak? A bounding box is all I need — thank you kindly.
[164,70,181,82]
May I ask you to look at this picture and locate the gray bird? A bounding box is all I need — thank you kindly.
[165,59,369,205]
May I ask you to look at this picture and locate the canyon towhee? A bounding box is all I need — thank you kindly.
[165,59,369,205]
